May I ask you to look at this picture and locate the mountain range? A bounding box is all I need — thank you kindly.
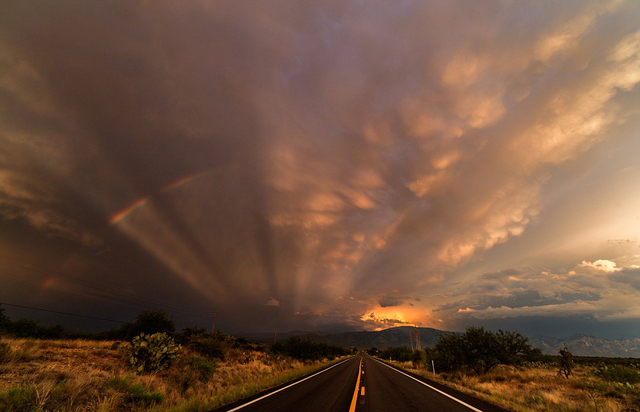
[237,326,640,358]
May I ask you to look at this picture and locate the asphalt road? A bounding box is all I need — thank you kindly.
[213,354,509,412]
[215,356,360,412]
[355,355,507,412]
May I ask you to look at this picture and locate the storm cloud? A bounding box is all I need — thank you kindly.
[1,1,640,335]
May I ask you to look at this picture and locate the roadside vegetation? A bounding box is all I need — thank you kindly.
[0,305,351,411]
[373,327,640,412]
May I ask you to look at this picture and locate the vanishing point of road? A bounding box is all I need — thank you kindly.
[213,354,509,412]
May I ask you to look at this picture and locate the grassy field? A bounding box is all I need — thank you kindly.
[389,359,640,412]
[0,337,345,411]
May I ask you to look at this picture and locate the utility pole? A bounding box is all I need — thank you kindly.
[210,311,218,336]
[274,323,278,344]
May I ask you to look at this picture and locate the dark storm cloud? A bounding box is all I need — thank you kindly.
[378,296,404,308]
[1,0,640,332]
[441,290,602,312]
[610,267,640,290]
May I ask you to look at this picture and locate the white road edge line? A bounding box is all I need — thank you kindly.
[226,357,353,412]
[371,357,484,412]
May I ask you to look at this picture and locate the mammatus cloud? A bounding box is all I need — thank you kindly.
[1,1,639,332]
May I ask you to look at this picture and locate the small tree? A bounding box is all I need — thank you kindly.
[433,333,466,371]
[558,347,574,379]
[411,349,427,369]
[496,329,541,365]
[434,327,540,374]
[462,327,502,374]
[119,310,175,340]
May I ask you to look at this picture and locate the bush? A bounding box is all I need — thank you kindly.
[379,346,414,362]
[594,364,640,384]
[558,347,574,379]
[189,336,225,360]
[179,325,208,343]
[121,332,181,373]
[0,387,35,412]
[106,376,163,406]
[271,336,348,361]
[186,355,217,381]
[411,349,428,368]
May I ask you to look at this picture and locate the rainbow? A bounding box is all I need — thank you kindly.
[162,169,211,192]
[109,196,150,225]
[109,169,213,225]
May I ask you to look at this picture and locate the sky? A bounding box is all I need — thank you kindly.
[1,0,640,339]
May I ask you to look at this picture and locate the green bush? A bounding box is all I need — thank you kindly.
[121,332,181,373]
[106,376,163,406]
[0,387,36,412]
[189,336,225,360]
[186,355,217,381]
[594,364,640,384]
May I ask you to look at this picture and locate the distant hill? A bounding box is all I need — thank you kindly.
[237,326,640,358]
[320,326,451,348]
[237,326,449,349]
[529,334,640,358]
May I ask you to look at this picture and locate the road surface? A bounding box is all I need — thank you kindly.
[213,354,508,412]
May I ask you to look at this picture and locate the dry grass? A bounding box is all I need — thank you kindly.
[392,361,640,412]
[0,337,345,411]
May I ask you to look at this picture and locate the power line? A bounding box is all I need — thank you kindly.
[3,271,216,318]
[0,302,127,324]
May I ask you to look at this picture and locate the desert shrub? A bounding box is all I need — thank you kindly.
[189,336,225,360]
[121,332,181,373]
[178,325,208,343]
[129,383,163,406]
[558,347,574,379]
[411,349,428,368]
[0,387,36,412]
[106,376,163,406]
[379,346,414,362]
[594,364,640,384]
[171,355,218,392]
[186,355,217,381]
[271,336,348,361]
[6,319,41,338]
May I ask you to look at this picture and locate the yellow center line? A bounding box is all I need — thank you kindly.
[348,357,363,412]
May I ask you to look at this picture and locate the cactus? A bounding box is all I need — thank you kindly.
[122,332,181,373]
